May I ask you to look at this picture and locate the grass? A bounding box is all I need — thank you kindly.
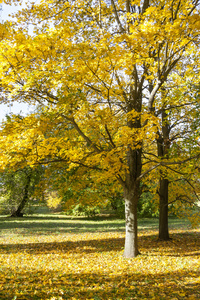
[0,214,199,299]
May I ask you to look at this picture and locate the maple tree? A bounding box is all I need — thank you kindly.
[0,0,200,257]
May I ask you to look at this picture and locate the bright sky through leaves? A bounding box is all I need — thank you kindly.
[0,2,35,122]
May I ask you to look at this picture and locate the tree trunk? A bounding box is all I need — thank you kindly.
[122,88,142,257]
[124,187,139,257]
[11,172,31,217]
[157,107,170,240]
[159,178,170,240]
[123,145,142,257]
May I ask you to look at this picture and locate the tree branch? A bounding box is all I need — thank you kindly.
[110,0,125,33]
[105,124,116,148]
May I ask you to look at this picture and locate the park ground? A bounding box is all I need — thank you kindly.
[0,215,199,300]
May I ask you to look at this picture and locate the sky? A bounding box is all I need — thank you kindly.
[0,3,35,123]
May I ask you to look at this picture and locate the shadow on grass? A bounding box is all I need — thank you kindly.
[0,267,199,299]
[0,231,199,257]
[0,218,125,234]
[0,237,124,254]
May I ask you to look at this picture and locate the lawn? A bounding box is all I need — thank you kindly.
[0,215,199,300]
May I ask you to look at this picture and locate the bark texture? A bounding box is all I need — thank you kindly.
[124,186,140,257]
[123,122,142,257]
[157,108,170,240]
[122,75,143,257]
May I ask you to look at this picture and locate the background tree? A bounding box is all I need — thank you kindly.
[158,80,200,238]
[0,166,43,216]
[142,76,200,238]
[0,114,45,216]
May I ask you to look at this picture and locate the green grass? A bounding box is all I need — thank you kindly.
[0,214,191,235]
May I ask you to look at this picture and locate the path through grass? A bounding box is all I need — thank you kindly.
[0,215,199,299]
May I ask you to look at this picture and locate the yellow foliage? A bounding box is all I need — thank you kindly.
[46,191,62,210]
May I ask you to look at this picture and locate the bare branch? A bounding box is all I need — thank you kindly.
[110,0,125,33]
[60,114,102,154]
[137,154,200,181]
[105,124,116,148]
[137,164,160,181]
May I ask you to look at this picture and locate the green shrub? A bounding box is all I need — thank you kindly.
[138,192,159,218]
[67,204,101,218]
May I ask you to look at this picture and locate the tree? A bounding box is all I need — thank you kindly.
[143,78,200,238]
[0,166,43,216]
[0,0,200,257]
[156,75,200,239]
[0,114,45,216]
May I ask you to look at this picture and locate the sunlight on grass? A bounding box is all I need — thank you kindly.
[0,216,199,299]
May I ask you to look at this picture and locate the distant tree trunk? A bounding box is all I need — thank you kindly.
[158,178,170,240]
[11,172,31,217]
[157,108,171,240]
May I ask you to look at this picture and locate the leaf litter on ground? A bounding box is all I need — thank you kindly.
[0,216,199,299]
